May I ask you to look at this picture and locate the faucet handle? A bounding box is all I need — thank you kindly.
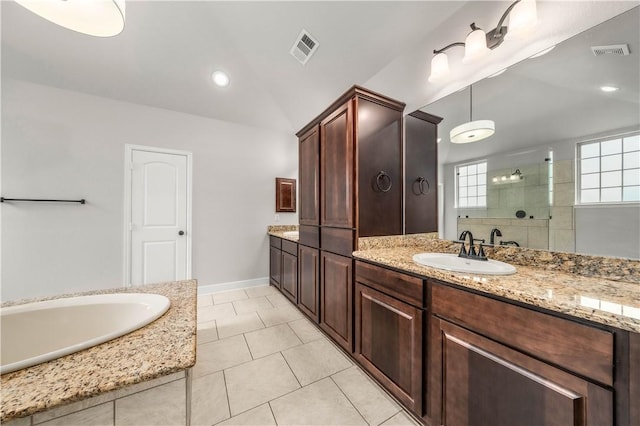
[458,242,468,257]
[476,244,488,260]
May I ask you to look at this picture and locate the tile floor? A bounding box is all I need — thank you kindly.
[194,285,420,426]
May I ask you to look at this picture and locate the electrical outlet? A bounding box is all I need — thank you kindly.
[274,214,280,222]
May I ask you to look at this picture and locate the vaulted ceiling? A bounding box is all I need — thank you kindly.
[1,0,636,143]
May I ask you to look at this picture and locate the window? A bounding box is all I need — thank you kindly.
[578,134,640,204]
[456,161,487,208]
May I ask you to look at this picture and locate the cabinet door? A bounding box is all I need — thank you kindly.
[269,246,281,288]
[281,251,298,303]
[298,245,320,322]
[428,317,613,426]
[299,125,320,226]
[356,97,402,237]
[321,102,354,228]
[320,251,353,352]
[355,283,422,414]
[405,112,440,234]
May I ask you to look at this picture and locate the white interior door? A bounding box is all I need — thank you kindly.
[128,148,190,285]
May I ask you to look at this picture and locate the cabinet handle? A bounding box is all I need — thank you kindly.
[416,177,430,195]
[375,171,392,193]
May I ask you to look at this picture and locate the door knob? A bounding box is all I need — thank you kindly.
[178,230,185,236]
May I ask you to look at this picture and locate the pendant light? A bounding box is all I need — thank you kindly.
[15,0,126,37]
[450,85,495,144]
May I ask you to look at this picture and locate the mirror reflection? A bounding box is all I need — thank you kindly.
[421,7,640,259]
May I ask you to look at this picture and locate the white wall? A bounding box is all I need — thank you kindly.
[1,79,298,301]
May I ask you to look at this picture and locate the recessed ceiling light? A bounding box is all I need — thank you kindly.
[211,71,229,87]
[529,45,555,59]
[600,85,619,92]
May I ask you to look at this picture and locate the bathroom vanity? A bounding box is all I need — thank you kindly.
[0,280,197,424]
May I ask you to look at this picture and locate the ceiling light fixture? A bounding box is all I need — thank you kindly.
[15,0,125,37]
[450,85,495,144]
[600,85,619,93]
[428,0,538,83]
[212,71,230,87]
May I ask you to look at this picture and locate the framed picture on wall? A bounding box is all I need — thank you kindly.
[276,178,296,212]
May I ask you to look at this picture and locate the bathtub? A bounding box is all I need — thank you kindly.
[1,293,170,375]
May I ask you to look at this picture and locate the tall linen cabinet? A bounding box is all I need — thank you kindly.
[296,86,405,351]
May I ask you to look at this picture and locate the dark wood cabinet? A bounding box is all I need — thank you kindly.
[405,111,441,234]
[298,244,320,322]
[354,283,423,414]
[320,250,353,352]
[428,281,615,426]
[269,237,281,289]
[430,317,613,426]
[281,240,298,303]
[298,125,320,249]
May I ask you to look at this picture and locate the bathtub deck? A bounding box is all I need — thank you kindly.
[0,280,197,423]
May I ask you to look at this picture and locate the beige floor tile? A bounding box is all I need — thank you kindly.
[197,294,213,307]
[257,304,303,327]
[191,371,230,426]
[245,285,280,298]
[232,297,273,314]
[287,318,324,343]
[215,404,276,426]
[332,366,400,425]
[198,303,236,324]
[197,320,218,345]
[270,378,367,426]
[216,312,265,339]
[38,402,113,426]
[192,335,252,378]
[225,353,300,416]
[115,379,186,426]
[266,292,291,307]
[3,417,31,426]
[212,289,248,305]
[244,323,302,359]
[282,339,352,386]
[380,411,421,426]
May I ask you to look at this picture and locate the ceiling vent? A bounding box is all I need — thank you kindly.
[290,29,319,65]
[590,44,630,56]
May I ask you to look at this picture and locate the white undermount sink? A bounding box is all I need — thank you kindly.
[412,253,516,275]
[283,231,299,238]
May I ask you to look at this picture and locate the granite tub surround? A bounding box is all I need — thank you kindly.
[268,224,299,241]
[353,238,640,333]
[0,280,197,423]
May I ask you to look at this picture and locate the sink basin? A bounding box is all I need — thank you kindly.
[283,231,299,238]
[412,253,516,275]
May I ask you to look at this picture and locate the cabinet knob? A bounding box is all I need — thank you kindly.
[375,171,392,193]
[178,230,185,236]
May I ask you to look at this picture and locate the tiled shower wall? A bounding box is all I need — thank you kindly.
[549,160,576,252]
[457,218,549,250]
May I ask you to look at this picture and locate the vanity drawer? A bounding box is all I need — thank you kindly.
[355,261,424,307]
[269,235,282,249]
[282,240,298,256]
[431,282,614,386]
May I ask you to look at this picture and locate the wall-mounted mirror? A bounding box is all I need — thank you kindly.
[420,7,640,259]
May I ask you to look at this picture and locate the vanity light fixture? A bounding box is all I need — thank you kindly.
[15,0,125,37]
[450,85,495,144]
[428,0,538,83]
[212,71,230,87]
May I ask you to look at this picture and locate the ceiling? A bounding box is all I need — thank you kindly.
[1,1,637,136]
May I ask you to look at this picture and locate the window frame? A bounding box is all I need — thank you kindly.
[576,133,640,206]
[455,160,488,209]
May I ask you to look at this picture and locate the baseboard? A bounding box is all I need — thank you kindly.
[197,277,270,295]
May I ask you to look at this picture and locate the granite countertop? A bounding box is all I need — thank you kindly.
[353,241,640,334]
[268,225,299,242]
[0,280,197,422]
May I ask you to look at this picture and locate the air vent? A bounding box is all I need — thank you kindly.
[290,29,319,65]
[591,44,630,56]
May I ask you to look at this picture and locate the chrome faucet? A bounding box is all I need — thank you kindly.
[490,228,502,245]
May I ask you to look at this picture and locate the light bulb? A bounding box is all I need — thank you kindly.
[462,29,490,64]
[428,53,450,83]
[212,71,230,87]
[506,0,537,40]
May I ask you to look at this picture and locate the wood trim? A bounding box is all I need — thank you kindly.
[408,110,443,125]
